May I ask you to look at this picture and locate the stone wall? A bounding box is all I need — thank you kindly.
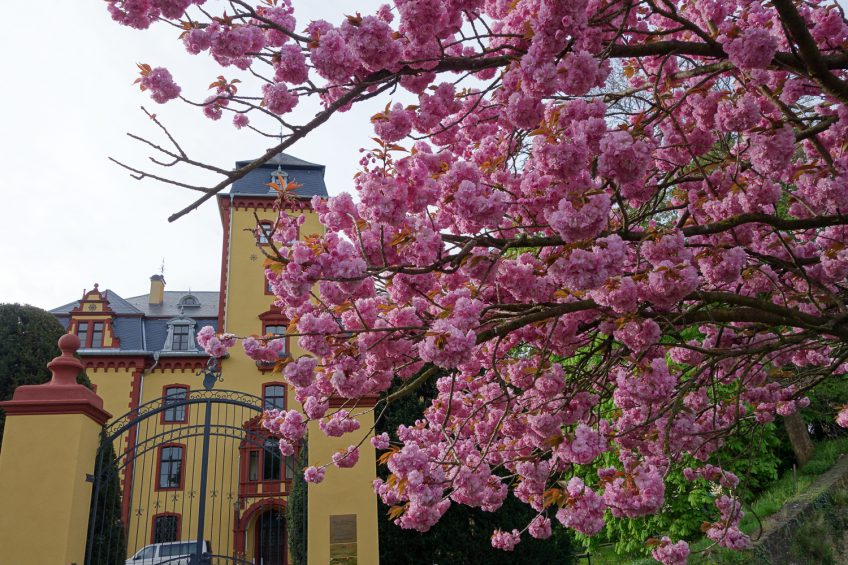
[746,455,848,564]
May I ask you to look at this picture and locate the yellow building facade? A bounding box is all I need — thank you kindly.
[46,154,379,565]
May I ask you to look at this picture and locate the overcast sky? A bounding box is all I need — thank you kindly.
[0,0,386,310]
[7,3,845,311]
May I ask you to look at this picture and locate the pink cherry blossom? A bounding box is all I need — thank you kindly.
[138,67,181,103]
[332,446,360,468]
[374,103,414,142]
[723,28,779,70]
[490,529,521,551]
[837,407,848,428]
[262,82,298,115]
[304,466,326,483]
[107,2,848,558]
[651,537,690,565]
[371,432,390,450]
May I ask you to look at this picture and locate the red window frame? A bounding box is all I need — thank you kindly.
[150,512,182,544]
[261,322,289,357]
[256,221,274,245]
[155,443,186,492]
[75,321,89,346]
[161,385,190,424]
[241,442,288,493]
[262,382,287,411]
[73,319,112,348]
[90,321,104,348]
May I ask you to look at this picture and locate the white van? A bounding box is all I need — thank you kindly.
[125,540,212,564]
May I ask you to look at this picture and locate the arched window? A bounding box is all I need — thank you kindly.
[178,294,200,308]
[151,513,181,544]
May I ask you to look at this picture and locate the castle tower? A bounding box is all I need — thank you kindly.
[217,153,380,565]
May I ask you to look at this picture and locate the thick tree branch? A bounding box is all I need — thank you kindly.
[773,0,848,103]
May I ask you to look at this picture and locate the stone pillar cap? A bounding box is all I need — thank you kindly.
[0,333,111,425]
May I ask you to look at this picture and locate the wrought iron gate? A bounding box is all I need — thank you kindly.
[84,390,295,565]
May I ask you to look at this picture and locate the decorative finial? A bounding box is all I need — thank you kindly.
[160,258,166,278]
[93,283,99,291]
[47,334,84,386]
[58,333,81,355]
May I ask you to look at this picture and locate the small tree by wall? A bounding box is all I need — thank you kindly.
[286,442,307,565]
[85,430,126,565]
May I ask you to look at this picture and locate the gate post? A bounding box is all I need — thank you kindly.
[0,333,111,565]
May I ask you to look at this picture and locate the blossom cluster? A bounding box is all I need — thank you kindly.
[108,0,848,562]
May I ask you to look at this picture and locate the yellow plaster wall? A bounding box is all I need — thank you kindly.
[307,412,379,565]
[224,205,323,339]
[138,368,196,405]
[0,413,102,564]
[217,206,321,395]
[87,367,136,421]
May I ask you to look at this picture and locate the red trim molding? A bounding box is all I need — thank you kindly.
[79,355,148,371]
[69,284,115,316]
[218,197,232,330]
[122,369,144,527]
[230,196,313,213]
[258,308,289,323]
[157,358,208,371]
[0,400,111,425]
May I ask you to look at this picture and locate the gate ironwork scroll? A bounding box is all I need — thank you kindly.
[84,389,297,565]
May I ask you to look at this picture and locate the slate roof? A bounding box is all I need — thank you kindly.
[124,291,220,318]
[227,152,328,198]
[49,290,143,316]
[51,290,218,355]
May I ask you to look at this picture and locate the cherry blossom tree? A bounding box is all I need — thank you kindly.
[108,1,848,562]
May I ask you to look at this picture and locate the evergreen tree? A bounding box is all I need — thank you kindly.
[86,431,126,565]
[0,303,90,443]
[286,443,308,565]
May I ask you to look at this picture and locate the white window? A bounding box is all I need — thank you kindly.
[257,222,274,245]
[164,318,197,351]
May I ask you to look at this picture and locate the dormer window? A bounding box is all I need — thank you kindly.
[164,318,197,352]
[172,325,191,350]
[91,322,104,348]
[269,166,288,191]
[178,294,200,308]
[75,321,105,348]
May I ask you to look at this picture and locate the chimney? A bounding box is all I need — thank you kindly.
[149,275,166,305]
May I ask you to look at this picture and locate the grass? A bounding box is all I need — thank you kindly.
[578,436,848,565]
